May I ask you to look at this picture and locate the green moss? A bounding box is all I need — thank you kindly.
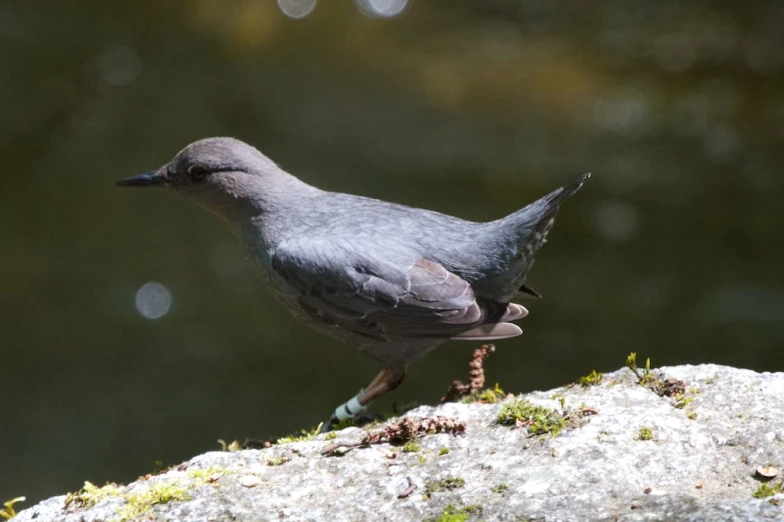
[1,497,26,520]
[686,411,698,420]
[116,481,191,520]
[65,482,124,510]
[186,467,225,480]
[217,439,243,452]
[423,477,466,500]
[402,441,421,453]
[275,423,323,444]
[152,460,169,475]
[424,503,482,522]
[626,352,655,385]
[331,418,360,430]
[496,399,567,436]
[65,480,191,522]
[578,370,603,387]
[491,484,509,493]
[674,393,694,409]
[637,426,654,441]
[325,431,337,440]
[64,467,226,522]
[461,383,505,404]
[753,481,783,499]
[265,456,289,466]
[438,447,450,456]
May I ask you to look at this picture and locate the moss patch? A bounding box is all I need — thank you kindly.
[753,481,784,499]
[637,426,654,441]
[64,467,226,522]
[497,399,567,436]
[65,480,189,522]
[65,482,124,510]
[423,477,466,500]
[461,383,506,404]
[674,393,694,409]
[425,503,482,522]
[491,484,509,494]
[117,481,191,520]
[402,441,421,453]
[275,423,324,445]
[578,370,603,387]
[265,456,290,466]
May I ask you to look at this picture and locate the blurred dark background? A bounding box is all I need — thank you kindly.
[2,0,783,505]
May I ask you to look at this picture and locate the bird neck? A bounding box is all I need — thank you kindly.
[215,173,321,253]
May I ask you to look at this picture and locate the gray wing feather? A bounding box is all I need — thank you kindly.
[271,240,487,341]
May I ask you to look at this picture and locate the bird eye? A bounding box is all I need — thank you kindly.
[188,165,208,181]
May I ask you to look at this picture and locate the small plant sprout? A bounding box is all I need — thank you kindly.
[637,426,654,441]
[402,441,421,453]
[579,370,603,387]
[627,352,655,385]
[275,423,323,445]
[753,481,783,499]
[1,497,26,520]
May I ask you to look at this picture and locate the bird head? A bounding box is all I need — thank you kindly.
[117,137,291,221]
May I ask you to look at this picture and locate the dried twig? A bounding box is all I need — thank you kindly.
[320,416,466,456]
[441,344,495,403]
[397,477,417,499]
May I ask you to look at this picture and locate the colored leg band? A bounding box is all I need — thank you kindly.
[334,393,367,422]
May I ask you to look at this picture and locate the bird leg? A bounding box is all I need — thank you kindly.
[321,367,406,432]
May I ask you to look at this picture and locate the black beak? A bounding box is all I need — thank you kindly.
[116,171,166,187]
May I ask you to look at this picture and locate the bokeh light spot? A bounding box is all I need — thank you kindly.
[593,201,639,242]
[134,282,172,320]
[277,0,317,19]
[703,126,741,164]
[356,0,408,18]
[99,46,142,87]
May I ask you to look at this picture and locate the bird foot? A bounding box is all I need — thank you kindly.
[319,412,383,433]
[319,390,370,433]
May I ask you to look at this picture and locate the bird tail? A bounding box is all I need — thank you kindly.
[520,173,591,221]
[476,173,590,302]
[493,173,590,235]
[509,173,590,226]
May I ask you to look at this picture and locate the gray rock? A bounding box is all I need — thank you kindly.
[14,364,784,521]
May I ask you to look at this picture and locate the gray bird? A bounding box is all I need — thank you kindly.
[117,137,589,429]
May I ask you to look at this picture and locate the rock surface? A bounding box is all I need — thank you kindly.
[14,364,784,521]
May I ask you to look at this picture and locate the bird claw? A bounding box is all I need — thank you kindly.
[319,414,341,434]
[319,411,382,433]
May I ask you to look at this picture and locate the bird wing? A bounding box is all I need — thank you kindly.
[270,238,513,342]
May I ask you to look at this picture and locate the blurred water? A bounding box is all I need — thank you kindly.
[1,0,783,504]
